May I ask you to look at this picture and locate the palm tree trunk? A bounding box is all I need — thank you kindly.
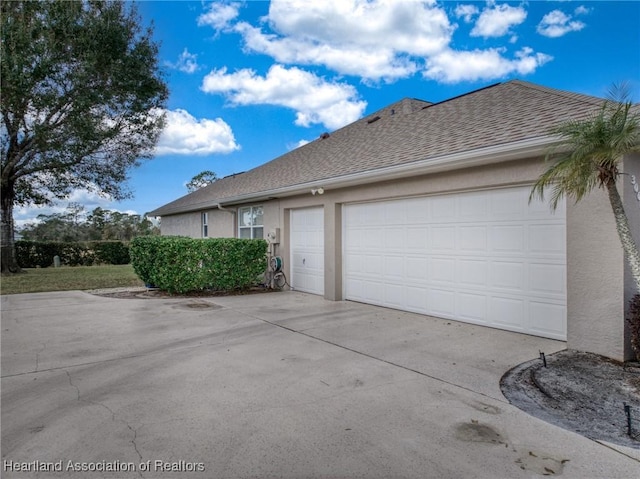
[605,180,640,293]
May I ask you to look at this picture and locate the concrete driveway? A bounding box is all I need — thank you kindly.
[1,290,638,478]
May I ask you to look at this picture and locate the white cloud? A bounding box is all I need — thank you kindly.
[155,109,239,156]
[537,10,586,38]
[195,0,550,90]
[574,5,590,16]
[236,23,418,82]
[166,48,199,74]
[201,65,367,130]
[455,4,479,23]
[471,2,527,38]
[197,2,241,31]
[232,0,454,82]
[424,46,552,83]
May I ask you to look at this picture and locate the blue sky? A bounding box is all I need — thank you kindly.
[15,0,640,226]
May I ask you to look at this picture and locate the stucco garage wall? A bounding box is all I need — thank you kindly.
[566,187,625,360]
[566,154,639,361]
[273,156,629,360]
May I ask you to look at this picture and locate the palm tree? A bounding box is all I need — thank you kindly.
[530,85,640,292]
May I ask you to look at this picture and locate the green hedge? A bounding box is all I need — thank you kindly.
[15,240,130,267]
[130,236,268,294]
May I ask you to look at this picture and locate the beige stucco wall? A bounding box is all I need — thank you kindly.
[566,187,625,360]
[566,154,639,361]
[158,154,636,360]
[160,208,235,238]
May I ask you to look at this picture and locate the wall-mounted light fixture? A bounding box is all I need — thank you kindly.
[311,187,325,195]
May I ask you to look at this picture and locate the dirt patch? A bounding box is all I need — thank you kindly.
[501,350,640,449]
[89,286,279,299]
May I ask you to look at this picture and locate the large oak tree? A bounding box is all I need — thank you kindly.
[1,0,168,272]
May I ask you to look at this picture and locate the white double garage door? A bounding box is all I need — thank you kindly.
[290,186,566,340]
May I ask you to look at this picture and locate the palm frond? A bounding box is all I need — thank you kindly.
[531,87,640,211]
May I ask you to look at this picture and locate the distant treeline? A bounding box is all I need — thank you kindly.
[18,204,159,242]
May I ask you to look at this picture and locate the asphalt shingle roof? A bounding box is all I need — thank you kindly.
[150,80,604,216]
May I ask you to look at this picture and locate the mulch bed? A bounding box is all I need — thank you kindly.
[501,350,640,449]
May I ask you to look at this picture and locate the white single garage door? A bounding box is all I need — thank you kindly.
[290,207,324,295]
[343,186,566,340]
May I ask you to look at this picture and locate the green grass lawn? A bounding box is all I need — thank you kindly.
[0,264,144,295]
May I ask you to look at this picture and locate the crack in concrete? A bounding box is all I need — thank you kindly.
[64,369,145,477]
[242,311,510,405]
[34,342,47,372]
[64,370,80,401]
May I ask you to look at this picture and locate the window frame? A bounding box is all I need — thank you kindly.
[201,212,208,238]
[238,205,264,239]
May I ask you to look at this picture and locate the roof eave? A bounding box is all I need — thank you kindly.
[217,135,559,205]
[153,135,559,216]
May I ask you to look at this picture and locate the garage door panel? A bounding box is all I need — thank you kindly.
[529,302,566,338]
[490,261,525,291]
[431,196,456,220]
[491,225,524,253]
[529,224,565,255]
[529,263,565,296]
[406,257,428,281]
[406,198,431,222]
[459,226,487,251]
[407,227,428,250]
[385,284,404,308]
[490,296,525,329]
[459,192,488,219]
[385,201,407,224]
[344,186,566,340]
[458,292,487,323]
[406,286,428,311]
[384,229,406,250]
[431,227,455,251]
[363,255,382,275]
[430,257,455,284]
[457,259,487,287]
[429,289,456,316]
[490,188,526,218]
[383,255,404,279]
[528,195,563,217]
[363,280,384,304]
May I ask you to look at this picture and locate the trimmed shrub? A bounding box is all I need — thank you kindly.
[15,240,130,267]
[60,242,95,266]
[130,236,268,293]
[15,241,58,268]
[92,241,130,265]
[129,235,165,285]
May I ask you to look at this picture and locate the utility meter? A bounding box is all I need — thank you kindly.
[267,228,280,244]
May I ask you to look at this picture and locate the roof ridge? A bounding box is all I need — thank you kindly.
[421,82,503,109]
[316,97,430,139]
[367,97,431,117]
[507,79,604,107]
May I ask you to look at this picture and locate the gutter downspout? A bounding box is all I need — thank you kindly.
[216,203,237,238]
[215,203,235,212]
